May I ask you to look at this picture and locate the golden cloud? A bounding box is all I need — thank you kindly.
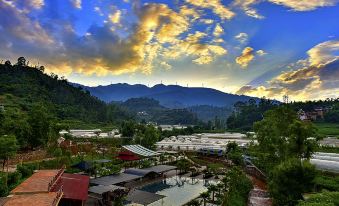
[236,47,255,67]
[307,40,339,66]
[268,0,338,11]
[233,0,264,19]
[109,10,121,24]
[236,41,339,101]
[213,23,224,37]
[185,0,235,20]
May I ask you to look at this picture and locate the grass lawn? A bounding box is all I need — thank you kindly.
[314,122,339,138]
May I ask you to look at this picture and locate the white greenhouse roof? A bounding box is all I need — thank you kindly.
[122,145,160,157]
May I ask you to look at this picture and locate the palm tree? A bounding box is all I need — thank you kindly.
[208,184,218,203]
[200,191,210,206]
[186,199,200,206]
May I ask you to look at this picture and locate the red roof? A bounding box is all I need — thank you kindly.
[116,151,140,161]
[51,173,89,201]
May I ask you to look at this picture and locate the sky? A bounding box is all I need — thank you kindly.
[0,0,339,101]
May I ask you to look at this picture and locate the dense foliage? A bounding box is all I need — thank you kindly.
[121,97,199,125]
[0,63,132,123]
[222,167,253,206]
[269,159,316,206]
[252,106,318,173]
[227,98,277,131]
[297,192,339,206]
[249,106,319,205]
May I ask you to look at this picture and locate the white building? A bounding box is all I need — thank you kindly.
[69,129,102,138]
[159,125,188,131]
[156,132,253,151]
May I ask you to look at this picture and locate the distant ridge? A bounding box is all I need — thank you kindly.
[77,83,259,108]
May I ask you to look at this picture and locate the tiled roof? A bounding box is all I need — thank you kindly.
[3,192,62,206]
[11,170,59,194]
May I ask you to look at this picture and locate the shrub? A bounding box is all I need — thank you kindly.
[269,159,316,206]
[17,165,34,178]
[0,175,8,197]
[7,171,22,186]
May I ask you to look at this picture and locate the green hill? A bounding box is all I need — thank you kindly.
[120,98,199,125]
[0,63,131,124]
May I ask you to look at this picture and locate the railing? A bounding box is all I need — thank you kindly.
[52,185,63,206]
[245,165,267,181]
[48,165,65,191]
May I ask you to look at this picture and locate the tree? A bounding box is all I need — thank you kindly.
[208,184,218,203]
[200,191,210,206]
[0,135,18,171]
[121,121,135,137]
[176,159,190,174]
[142,125,160,149]
[17,57,26,66]
[27,104,52,148]
[226,142,243,165]
[4,60,11,67]
[252,106,318,172]
[269,159,316,206]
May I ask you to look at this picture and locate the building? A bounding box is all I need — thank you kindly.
[155,132,253,151]
[158,124,188,131]
[69,129,102,138]
[2,167,90,206]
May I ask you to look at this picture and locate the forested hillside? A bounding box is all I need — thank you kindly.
[79,83,259,108]
[0,61,132,124]
[120,98,199,125]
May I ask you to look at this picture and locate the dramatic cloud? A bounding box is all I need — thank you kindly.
[236,47,255,67]
[268,0,339,11]
[237,40,339,100]
[185,0,235,20]
[307,40,339,66]
[233,0,339,19]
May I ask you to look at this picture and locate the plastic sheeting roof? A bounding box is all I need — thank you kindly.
[90,173,141,186]
[126,189,165,205]
[122,145,160,157]
[88,185,126,195]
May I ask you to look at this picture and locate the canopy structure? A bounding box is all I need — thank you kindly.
[88,185,126,195]
[124,168,157,177]
[90,173,141,186]
[126,190,165,205]
[71,161,92,171]
[122,145,160,157]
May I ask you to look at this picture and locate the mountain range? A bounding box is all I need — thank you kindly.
[78,83,258,108]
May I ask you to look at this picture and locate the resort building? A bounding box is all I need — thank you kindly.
[155,132,252,151]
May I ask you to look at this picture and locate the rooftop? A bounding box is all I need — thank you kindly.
[90,173,141,186]
[11,170,59,194]
[51,173,89,201]
[3,192,62,206]
[122,145,160,157]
